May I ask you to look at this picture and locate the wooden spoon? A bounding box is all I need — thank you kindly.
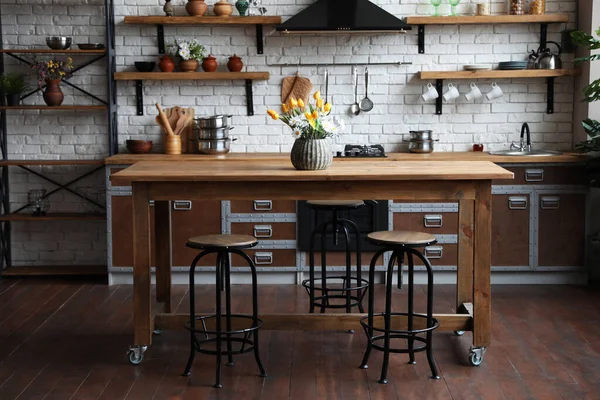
[173,111,188,136]
[155,103,175,136]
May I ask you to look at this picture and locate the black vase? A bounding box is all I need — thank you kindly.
[6,94,20,106]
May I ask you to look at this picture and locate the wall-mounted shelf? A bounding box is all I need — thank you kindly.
[0,105,107,111]
[0,159,104,166]
[406,13,569,54]
[124,15,282,55]
[418,68,579,115]
[0,49,107,54]
[114,71,270,116]
[0,212,106,221]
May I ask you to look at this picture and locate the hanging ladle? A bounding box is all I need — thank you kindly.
[359,66,373,112]
[350,66,360,116]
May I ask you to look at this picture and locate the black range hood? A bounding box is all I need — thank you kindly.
[276,0,412,34]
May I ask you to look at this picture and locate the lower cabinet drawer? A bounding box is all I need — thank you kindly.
[229,200,296,214]
[231,249,297,268]
[230,222,296,240]
[403,244,458,267]
[307,251,386,267]
[393,212,458,235]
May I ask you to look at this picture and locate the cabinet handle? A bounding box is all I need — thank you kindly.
[541,196,560,210]
[253,200,272,211]
[254,252,273,265]
[173,200,192,211]
[424,246,443,259]
[149,200,154,207]
[525,169,544,182]
[253,225,273,238]
[508,196,528,210]
[423,214,443,228]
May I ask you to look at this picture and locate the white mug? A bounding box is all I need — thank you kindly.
[465,82,483,101]
[421,83,439,102]
[486,82,503,100]
[443,83,460,102]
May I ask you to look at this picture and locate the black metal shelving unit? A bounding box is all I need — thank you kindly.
[0,0,117,275]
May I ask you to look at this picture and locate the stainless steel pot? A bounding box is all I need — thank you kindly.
[197,126,234,140]
[409,130,433,141]
[197,138,237,154]
[405,139,437,153]
[195,114,233,129]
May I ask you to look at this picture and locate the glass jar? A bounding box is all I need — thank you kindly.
[476,0,491,16]
[508,0,525,15]
[529,0,545,14]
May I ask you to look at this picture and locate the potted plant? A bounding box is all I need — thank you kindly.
[267,91,345,170]
[0,73,30,106]
[31,57,73,106]
[169,39,206,72]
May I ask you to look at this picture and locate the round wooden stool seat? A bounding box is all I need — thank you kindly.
[187,234,258,250]
[306,200,365,208]
[367,231,436,247]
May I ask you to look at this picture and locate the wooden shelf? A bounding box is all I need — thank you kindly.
[0,212,106,221]
[1,265,106,277]
[0,105,107,111]
[114,71,269,116]
[113,71,269,81]
[419,69,580,80]
[406,14,569,25]
[0,49,106,54]
[124,15,282,25]
[0,159,104,166]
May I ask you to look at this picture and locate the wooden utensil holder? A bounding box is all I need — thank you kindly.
[164,135,182,155]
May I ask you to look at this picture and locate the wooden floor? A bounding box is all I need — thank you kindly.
[0,279,599,400]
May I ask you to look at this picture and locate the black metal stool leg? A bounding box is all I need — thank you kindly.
[232,249,267,378]
[359,248,385,370]
[341,223,352,314]
[214,252,223,388]
[412,249,440,379]
[379,252,396,384]
[224,253,235,367]
[407,249,416,365]
[320,220,328,314]
[183,250,210,377]
[308,224,319,314]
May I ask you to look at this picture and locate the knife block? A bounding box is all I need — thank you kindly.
[164,135,182,155]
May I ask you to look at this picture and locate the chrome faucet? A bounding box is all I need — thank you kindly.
[510,123,532,152]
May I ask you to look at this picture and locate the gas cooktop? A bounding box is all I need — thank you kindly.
[335,144,387,158]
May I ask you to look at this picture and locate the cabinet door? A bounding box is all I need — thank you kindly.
[491,194,530,268]
[230,200,296,214]
[171,200,222,267]
[537,193,586,268]
[110,195,155,267]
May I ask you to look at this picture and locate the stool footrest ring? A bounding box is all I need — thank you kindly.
[185,314,263,335]
[360,312,440,335]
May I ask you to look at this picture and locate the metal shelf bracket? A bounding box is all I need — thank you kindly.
[540,23,548,50]
[546,77,554,114]
[435,79,443,115]
[418,25,425,54]
[256,24,264,54]
[245,79,254,116]
[135,80,144,116]
[157,24,166,54]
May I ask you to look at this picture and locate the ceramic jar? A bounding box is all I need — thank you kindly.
[43,79,64,106]
[235,0,249,16]
[227,54,243,72]
[164,0,174,16]
[202,54,218,72]
[179,59,199,72]
[290,139,333,171]
[213,0,233,16]
[159,55,175,72]
[186,0,208,16]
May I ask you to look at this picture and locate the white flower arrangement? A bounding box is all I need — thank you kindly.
[168,39,206,61]
[267,91,345,140]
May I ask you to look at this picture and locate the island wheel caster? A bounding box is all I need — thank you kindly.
[454,330,465,336]
[128,345,148,365]
[468,346,486,366]
[153,329,163,335]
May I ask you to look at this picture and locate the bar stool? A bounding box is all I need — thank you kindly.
[359,230,440,384]
[182,234,267,388]
[302,200,370,315]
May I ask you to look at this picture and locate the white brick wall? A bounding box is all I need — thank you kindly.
[1,0,578,266]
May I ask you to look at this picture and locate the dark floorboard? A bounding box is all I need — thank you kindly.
[0,280,598,399]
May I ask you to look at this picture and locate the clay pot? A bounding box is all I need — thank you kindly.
[159,55,175,72]
[179,59,199,72]
[202,54,218,72]
[213,0,233,16]
[43,79,64,106]
[227,54,243,72]
[185,0,208,16]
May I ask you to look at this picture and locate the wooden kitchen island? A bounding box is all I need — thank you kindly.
[111,159,513,366]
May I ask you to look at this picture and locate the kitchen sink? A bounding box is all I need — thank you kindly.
[489,149,563,156]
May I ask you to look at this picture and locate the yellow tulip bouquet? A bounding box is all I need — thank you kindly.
[267,91,345,140]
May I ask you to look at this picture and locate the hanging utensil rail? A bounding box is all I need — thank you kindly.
[266,61,412,67]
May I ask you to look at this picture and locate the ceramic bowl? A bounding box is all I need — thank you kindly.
[126,140,153,154]
[134,62,156,72]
